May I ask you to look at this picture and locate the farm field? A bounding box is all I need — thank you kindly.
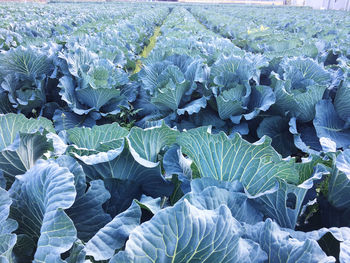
[0,2,350,262]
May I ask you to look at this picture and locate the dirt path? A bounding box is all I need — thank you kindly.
[133,25,162,74]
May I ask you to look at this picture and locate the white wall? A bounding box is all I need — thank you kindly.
[301,0,350,10]
[305,0,327,9]
[290,0,304,6]
[328,0,350,10]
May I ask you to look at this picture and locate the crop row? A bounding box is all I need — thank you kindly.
[189,5,350,59]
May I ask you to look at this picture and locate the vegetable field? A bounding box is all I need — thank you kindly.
[1,2,350,262]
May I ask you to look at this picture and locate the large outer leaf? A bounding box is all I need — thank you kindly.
[81,147,173,198]
[0,113,53,150]
[177,126,298,196]
[0,233,17,263]
[328,149,350,210]
[243,219,335,263]
[256,172,322,229]
[0,188,17,263]
[287,227,350,263]
[289,117,322,155]
[273,80,326,122]
[183,184,263,225]
[58,76,91,115]
[0,93,14,114]
[0,132,52,182]
[67,123,128,165]
[9,160,77,262]
[75,87,121,110]
[0,114,53,186]
[103,178,142,218]
[314,100,350,149]
[177,96,208,116]
[0,46,53,78]
[163,145,192,180]
[281,57,331,88]
[334,79,350,122]
[56,156,111,241]
[163,145,192,193]
[257,116,297,157]
[114,200,267,263]
[52,109,100,133]
[86,201,141,261]
[244,85,276,120]
[127,123,179,168]
[190,177,245,194]
[68,179,111,241]
[65,240,86,263]
[215,85,246,120]
[0,188,12,227]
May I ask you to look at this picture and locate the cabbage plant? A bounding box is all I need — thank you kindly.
[58,45,131,117]
[0,45,57,115]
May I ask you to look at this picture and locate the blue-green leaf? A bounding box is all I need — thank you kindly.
[67,123,128,165]
[334,80,350,122]
[0,131,52,183]
[177,126,298,196]
[86,201,141,261]
[257,116,297,157]
[9,160,76,261]
[273,80,326,122]
[281,57,332,88]
[0,113,53,151]
[127,123,179,168]
[0,188,17,263]
[115,200,267,263]
[56,156,111,241]
[256,168,325,229]
[243,219,335,263]
[65,240,86,263]
[81,147,173,199]
[314,100,350,149]
[328,149,350,210]
[183,184,263,225]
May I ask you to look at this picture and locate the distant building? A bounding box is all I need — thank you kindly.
[178,0,284,4]
[291,0,350,10]
[324,0,350,10]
